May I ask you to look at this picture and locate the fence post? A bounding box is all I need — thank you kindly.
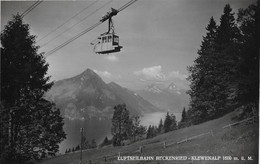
[211,130,214,136]
[163,141,166,149]
[80,128,84,164]
[118,152,121,156]
[140,146,143,153]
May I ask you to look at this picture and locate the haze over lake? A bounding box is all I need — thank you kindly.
[140,112,182,127]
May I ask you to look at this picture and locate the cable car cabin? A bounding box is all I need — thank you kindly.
[94,33,122,54]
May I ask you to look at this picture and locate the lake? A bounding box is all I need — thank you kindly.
[59,111,182,153]
[140,112,182,127]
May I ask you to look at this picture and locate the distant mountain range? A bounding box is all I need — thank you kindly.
[136,82,189,112]
[45,68,158,120]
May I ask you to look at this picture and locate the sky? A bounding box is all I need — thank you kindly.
[1,0,256,90]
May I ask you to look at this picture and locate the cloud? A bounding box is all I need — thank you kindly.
[93,70,112,78]
[105,55,119,62]
[134,65,188,82]
[93,69,121,81]
[168,71,188,81]
[134,65,166,81]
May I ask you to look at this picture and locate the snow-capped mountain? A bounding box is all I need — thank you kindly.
[145,84,163,93]
[136,83,189,112]
[167,82,181,94]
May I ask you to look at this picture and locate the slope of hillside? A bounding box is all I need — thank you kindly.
[36,111,258,164]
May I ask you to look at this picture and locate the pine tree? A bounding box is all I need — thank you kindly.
[104,136,109,144]
[236,4,258,117]
[163,112,177,133]
[213,4,241,115]
[169,114,177,131]
[158,118,163,134]
[83,139,89,149]
[0,14,66,162]
[137,125,146,139]
[187,4,256,124]
[146,125,152,139]
[91,139,97,149]
[152,125,158,137]
[163,112,172,133]
[111,104,131,146]
[187,16,218,124]
[129,116,146,141]
[181,107,187,122]
[101,136,111,147]
[75,144,80,151]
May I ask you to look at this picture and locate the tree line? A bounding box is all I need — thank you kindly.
[1,14,66,163]
[111,104,190,145]
[65,138,97,154]
[187,4,258,124]
[146,107,190,139]
[64,105,189,151]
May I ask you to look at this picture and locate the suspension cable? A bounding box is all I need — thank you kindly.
[45,22,102,57]
[44,0,138,57]
[21,0,43,18]
[118,0,137,12]
[37,0,99,43]
[40,0,112,48]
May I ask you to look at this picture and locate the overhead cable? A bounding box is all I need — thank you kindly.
[37,0,99,42]
[118,0,137,12]
[45,0,137,57]
[40,0,112,48]
[45,22,102,57]
[21,0,43,18]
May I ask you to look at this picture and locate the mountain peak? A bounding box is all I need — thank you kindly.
[79,68,101,80]
[46,68,159,120]
[82,68,98,76]
[75,68,106,88]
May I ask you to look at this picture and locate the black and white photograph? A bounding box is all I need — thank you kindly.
[1,0,259,163]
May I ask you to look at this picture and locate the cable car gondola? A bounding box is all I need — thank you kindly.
[91,8,122,54]
[93,33,122,54]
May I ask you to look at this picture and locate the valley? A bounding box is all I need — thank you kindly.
[45,68,188,153]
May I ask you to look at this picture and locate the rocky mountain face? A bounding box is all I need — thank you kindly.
[45,69,158,120]
[136,83,189,112]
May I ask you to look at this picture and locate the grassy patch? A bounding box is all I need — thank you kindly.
[36,112,258,164]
